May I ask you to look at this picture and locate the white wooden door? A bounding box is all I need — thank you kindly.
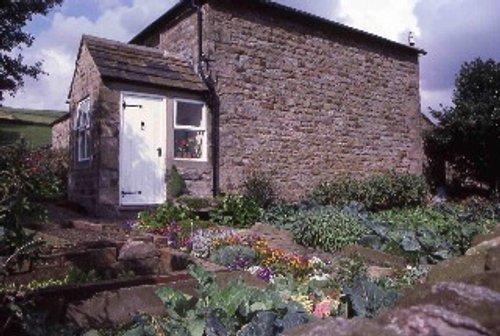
[120,93,166,205]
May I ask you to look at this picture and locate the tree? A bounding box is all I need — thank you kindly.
[0,0,63,102]
[425,58,500,195]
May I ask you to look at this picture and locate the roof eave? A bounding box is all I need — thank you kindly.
[130,0,426,55]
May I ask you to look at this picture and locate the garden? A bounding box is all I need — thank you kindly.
[1,140,499,336]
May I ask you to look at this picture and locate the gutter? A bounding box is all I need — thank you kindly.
[191,0,220,197]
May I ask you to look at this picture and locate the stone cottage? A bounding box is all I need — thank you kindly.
[66,0,426,216]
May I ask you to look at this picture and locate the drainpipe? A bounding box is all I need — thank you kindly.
[191,0,220,197]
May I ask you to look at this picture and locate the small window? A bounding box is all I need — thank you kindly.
[74,97,91,161]
[174,99,206,160]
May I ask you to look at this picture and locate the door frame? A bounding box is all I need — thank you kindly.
[119,91,167,206]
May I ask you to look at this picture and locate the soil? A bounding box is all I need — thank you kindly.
[33,202,131,246]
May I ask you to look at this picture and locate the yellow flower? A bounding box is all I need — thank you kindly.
[290,294,313,312]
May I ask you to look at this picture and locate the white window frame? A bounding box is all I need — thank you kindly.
[74,97,91,162]
[173,98,207,162]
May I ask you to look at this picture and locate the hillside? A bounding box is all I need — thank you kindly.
[0,106,67,147]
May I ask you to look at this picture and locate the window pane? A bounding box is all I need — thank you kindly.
[176,101,203,127]
[174,130,204,159]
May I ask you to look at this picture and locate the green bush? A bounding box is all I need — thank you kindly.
[292,207,369,252]
[242,171,277,209]
[210,194,263,228]
[308,172,428,211]
[137,202,197,229]
[0,141,62,256]
[167,165,186,199]
[262,203,300,230]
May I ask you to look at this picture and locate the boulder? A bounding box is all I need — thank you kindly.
[471,224,500,247]
[66,284,165,328]
[339,245,406,269]
[395,282,500,334]
[426,254,486,284]
[466,236,500,256]
[118,241,161,275]
[283,317,394,336]
[485,246,500,271]
[118,241,159,260]
[367,266,395,279]
[379,304,490,336]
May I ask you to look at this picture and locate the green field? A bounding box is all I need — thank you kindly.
[0,106,67,147]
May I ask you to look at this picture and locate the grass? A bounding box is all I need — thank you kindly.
[0,124,53,147]
[0,106,67,147]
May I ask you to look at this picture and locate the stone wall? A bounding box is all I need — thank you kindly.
[52,116,70,150]
[205,1,423,199]
[151,8,214,197]
[67,44,104,213]
[140,1,424,200]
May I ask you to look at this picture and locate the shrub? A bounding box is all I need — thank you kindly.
[242,171,277,209]
[0,141,62,256]
[262,203,300,230]
[210,194,262,228]
[137,202,197,229]
[292,207,369,252]
[167,165,186,199]
[210,245,257,269]
[308,172,428,211]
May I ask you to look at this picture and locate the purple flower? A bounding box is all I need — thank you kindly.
[257,266,273,281]
[121,220,135,231]
[229,257,251,271]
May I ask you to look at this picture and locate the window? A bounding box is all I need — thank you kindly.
[74,97,91,161]
[174,99,207,160]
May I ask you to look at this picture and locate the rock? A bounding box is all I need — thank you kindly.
[458,271,500,293]
[367,266,394,279]
[158,248,193,273]
[426,254,486,284]
[466,236,500,256]
[66,284,165,328]
[283,317,395,336]
[485,246,500,271]
[396,282,500,334]
[379,304,490,336]
[118,240,159,260]
[118,241,161,274]
[340,245,406,269]
[471,224,500,247]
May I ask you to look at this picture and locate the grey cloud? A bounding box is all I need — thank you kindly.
[415,0,500,98]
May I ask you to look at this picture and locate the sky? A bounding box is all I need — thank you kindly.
[3,0,500,119]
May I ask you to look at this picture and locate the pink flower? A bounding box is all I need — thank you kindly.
[313,299,332,318]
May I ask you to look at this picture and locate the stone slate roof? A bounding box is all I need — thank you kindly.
[82,35,207,92]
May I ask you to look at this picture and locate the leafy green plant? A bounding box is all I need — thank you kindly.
[372,205,493,257]
[242,171,277,209]
[210,195,263,228]
[262,203,300,230]
[292,207,369,252]
[308,172,428,211]
[137,202,197,230]
[126,265,311,336]
[168,165,186,199]
[343,275,400,318]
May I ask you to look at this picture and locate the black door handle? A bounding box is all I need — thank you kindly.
[157,147,162,157]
